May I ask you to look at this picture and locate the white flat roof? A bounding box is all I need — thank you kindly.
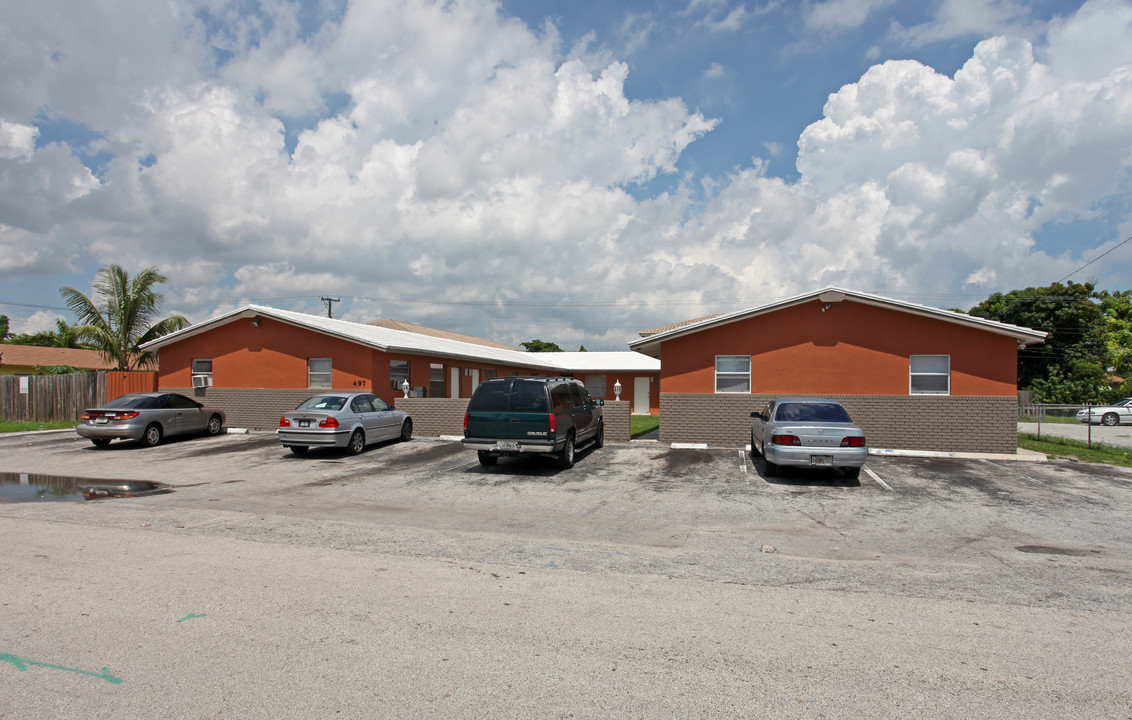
[142,305,659,373]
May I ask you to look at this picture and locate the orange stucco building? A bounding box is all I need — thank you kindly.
[630,288,1046,453]
[144,305,660,432]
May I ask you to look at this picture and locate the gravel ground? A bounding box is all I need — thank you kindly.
[2,430,1130,719]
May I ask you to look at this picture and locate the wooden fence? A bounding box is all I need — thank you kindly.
[0,371,157,422]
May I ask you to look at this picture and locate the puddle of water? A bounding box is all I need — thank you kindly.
[0,472,172,503]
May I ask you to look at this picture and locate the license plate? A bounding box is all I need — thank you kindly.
[93,417,109,425]
[810,455,832,466]
[299,420,311,428]
[496,441,519,451]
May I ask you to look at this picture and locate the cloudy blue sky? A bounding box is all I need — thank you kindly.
[2,0,1131,349]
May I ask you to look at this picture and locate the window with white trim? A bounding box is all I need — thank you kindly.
[191,359,213,388]
[910,355,950,395]
[715,355,751,393]
[308,357,332,389]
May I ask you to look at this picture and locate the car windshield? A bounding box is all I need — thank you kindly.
[297,396,347,411]
[103,395,162,409]
[775,402,851,423]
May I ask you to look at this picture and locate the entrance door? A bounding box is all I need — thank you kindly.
[633,377,650,414]
[470,369,480,392]
[450,367,460,398]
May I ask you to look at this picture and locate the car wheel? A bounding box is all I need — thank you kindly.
[289,446,308,455]
[592,422,604,449]
[1102,412,1119,426]
[843,466,861,480]
[347,429,365,455]
[763,449,778,476]
[399,419,413,442]
[142,424,163,447]
[206,414,223,435]
[557,433,576,469]
[90,438,111,448]
[478,450,498,467]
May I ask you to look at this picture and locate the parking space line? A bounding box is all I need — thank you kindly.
[863,465,895,492]
[738,450,749,486]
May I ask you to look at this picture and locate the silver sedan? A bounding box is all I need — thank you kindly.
[76,392,226,448]
[750,397,867,479]
[277,393,412,455]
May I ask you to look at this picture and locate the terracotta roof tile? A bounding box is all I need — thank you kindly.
[638,314,723,337]
[0,344,119,370]
[366,319,517,350]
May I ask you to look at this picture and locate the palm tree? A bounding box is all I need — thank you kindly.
[60,265,188,370]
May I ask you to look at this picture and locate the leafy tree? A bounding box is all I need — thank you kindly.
[579,345,588,352]
[36,365,82,375]
[969,282,1110,402]
[60,265,187,370]
[521,339,563,353]
[0,314,9,340]
[5,330,61,346]
[1097,289,1132,378]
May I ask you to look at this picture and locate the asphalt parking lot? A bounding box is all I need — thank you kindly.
[2,430,1131,718]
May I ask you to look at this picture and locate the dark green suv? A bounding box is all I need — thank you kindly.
[462,376,604,468]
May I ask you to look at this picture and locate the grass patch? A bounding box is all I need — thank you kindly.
[1019,414,1079,424]
[0,419,78,433]
[630,414,659,439]
[1018,432,1132,467]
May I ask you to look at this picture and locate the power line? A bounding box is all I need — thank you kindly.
[1057,235,1132,283]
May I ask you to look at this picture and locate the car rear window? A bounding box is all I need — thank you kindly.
[103,395,161,409]
[467,380,549,413]
[775,402,851,423]
[297,396,347,411]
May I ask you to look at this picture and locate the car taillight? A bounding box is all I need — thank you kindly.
[463,412,469,431]
[548,412,557,433]
[279,416,291,427]
[111,412,139,421]
[319,417,339,428]
[81,411,96,420]
[771,434,801,446]
[841,436,866,447]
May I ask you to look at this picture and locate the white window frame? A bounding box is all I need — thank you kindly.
[308,357,332,389]
[191,359,213,387]
[910,355,950,395]
[715,355,751,394]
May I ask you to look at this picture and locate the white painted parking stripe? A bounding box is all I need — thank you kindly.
[738,450,749,486]
[863,465,894,492]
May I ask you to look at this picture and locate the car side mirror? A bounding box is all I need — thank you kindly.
[750,411,759,418]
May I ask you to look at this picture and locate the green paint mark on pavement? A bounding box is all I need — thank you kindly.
[177,613,207,622]
[1,653,123,684]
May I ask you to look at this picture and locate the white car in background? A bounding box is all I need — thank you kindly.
[1076,398,1132,426]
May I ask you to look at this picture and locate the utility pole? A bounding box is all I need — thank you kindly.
[321,296,340,318]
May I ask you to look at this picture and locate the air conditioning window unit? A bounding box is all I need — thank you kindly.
[192,375,213,388]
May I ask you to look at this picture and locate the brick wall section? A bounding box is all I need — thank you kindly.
[397,398,633,440]
[164,387,330,431]
[603,401,631,441]
[396,398,469,436]
[659,393,1019,454]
